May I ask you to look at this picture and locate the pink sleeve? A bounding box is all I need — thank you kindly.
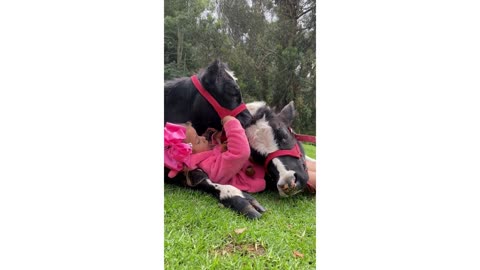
[206,119,251,182]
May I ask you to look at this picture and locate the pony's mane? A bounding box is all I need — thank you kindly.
[197,62,236,84]
[246,101,266,118]
[249,104,277,128]
[165,61,236,94]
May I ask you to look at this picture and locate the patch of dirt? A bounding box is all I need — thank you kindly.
[213,242,266,257]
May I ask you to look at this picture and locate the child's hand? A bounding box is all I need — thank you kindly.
[221,115,235,125]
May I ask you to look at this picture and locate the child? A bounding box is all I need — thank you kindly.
[305,159,316,194]
[164,116,317,194]
[164,116,266,193]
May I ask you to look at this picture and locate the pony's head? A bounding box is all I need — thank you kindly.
[245,101,309,197]
[193,60,252,133]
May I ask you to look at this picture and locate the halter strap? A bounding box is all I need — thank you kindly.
[294,133,316,143]
[289,127,316,143]
[191,75,247,119]
[264,143,302,170]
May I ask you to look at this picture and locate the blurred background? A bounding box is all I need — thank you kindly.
[164,0,316,135]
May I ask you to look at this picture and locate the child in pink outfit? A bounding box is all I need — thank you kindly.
[165,116,266,193]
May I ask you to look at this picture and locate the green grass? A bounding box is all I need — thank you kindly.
[164,145,316,269]
[302,143,316,159]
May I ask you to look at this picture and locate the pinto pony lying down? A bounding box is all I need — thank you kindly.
[245,101,310,197]
[164,60,313,218]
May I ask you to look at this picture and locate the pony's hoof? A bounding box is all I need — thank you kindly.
[241,205,262,219]
[220,192,265,219]
[242,192,266,213]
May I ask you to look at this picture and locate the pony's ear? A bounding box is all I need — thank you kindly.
[279,101,296,126]
[204,59,220,85]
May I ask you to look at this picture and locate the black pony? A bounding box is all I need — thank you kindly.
[245,101,309,197]
[164,60,251,134]
[164,60,265,219]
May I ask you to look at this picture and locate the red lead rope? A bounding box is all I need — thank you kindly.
[289,127,316,144]
[294,134,316,143]
[191,75,247,119]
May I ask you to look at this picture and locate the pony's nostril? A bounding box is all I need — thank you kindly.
[294,174,308,190]
[293,174,299,186]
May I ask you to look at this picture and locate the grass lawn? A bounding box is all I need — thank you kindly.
[164,144,316,269]
[303,143,316,160]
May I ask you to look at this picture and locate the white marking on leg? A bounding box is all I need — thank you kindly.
[205,179,244,200]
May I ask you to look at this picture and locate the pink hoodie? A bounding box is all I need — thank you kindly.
[188,119,266,193]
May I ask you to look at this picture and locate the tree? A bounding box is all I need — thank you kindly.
[164,0,209,78]
[164,0,316,134]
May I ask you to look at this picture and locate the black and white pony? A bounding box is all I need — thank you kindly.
[164,60,265,219]
[164,60,311,218]
[245,101,309,197]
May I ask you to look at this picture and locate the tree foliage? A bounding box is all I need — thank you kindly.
[164,0,316,134]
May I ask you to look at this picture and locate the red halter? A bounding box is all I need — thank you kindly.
[289,127,316,143]
[264,143,303,170]
[191,75,247,119]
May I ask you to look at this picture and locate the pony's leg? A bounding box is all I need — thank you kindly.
[187,169,266,219]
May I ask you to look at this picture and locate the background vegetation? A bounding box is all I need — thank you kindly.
[165,0,316,135]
